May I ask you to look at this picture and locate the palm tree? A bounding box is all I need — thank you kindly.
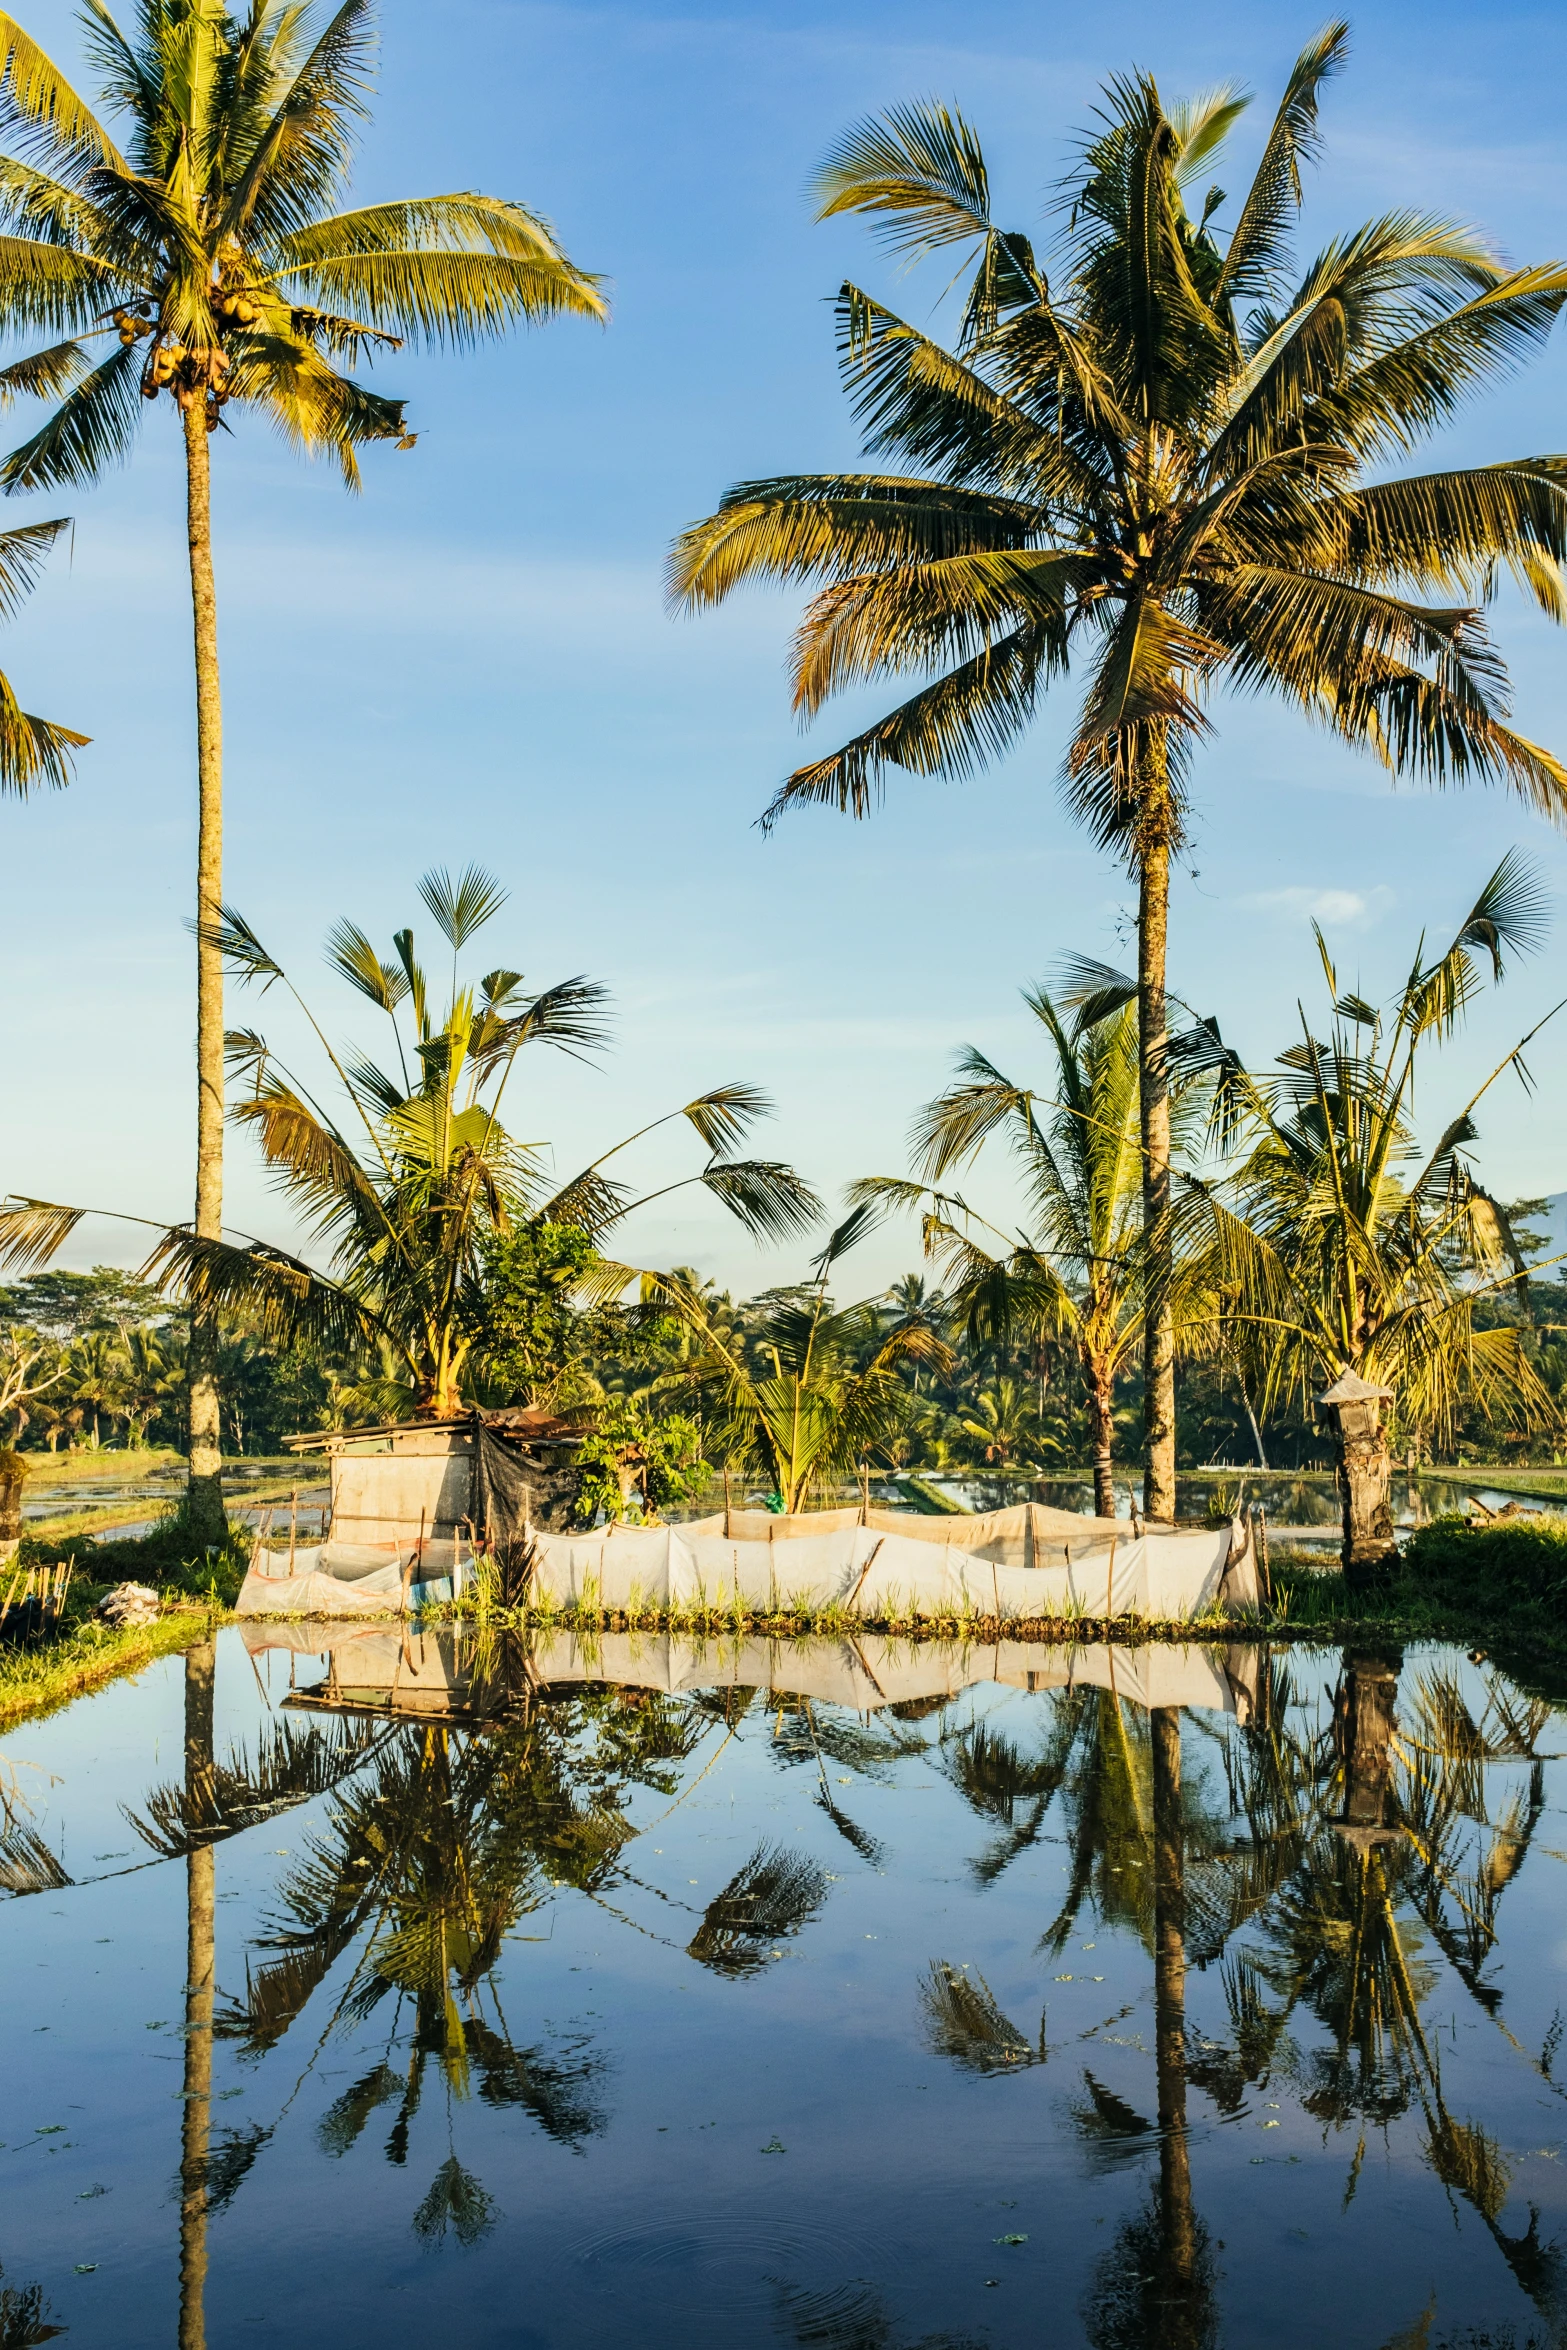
[0,1,605,1537]
[957,1374,1044,1472]
[1200,856,1560,1578]
[0,866,819,1418]
[634,1206,949,1511]
[861,987,1213,1516]
[669,26,1567,1523]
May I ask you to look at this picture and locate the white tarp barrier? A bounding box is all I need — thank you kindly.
[237,1507,1258,1624]
[236,1537,469,1617]
[525,1521,1242,1622]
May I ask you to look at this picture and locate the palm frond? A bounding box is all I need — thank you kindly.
[812,99,995,260]
[0,1193,89,1270]
[201,903,284,987]
[271,193,607,341]
[418,861,507,948]
[0,329,141,489]
[0,12,125,171]
[759,625,1053,830]
[1216,20,1349,303]
[680,1082,771,1155]
[140,1227,386,1355]
[700,1160,823,1243]
[324,917,409,1012]
[0,663,86,794]
[0,335,90,405]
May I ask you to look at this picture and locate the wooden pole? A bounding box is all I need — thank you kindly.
[404,1507,426,1612]
[287,1486,297,1578]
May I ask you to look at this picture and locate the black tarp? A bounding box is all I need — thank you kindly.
[473,1422,535,1600]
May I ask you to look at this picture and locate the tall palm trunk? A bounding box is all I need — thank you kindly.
[179,1637,216,2350]
[183,398,225,1546]
[1087,1357,1117,1518]
[1151,1707,1198,2332]
[1138,821,1176,1522]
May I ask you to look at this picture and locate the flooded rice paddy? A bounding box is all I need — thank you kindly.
[4,1625,1567,2348]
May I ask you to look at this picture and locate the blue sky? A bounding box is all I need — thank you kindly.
[5,0,1567,1298]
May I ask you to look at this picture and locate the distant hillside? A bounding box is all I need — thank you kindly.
[1524,1192,1567,1274]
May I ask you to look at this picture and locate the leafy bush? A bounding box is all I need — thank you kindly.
[1400,1513,1567,1615]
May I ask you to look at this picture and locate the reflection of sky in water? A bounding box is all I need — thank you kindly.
[3,1630,1567,2350]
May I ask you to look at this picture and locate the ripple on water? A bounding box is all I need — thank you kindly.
[566,2210,883,2340]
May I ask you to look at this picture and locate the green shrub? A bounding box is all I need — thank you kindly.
[1400,1512,1567,1614]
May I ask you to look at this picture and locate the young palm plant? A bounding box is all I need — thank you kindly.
[0,866,820,1422]
[857,987,1210,1517]
[0,0,605,1530]
[670,25,1567,1521]
[1199,855,1561,1578]
[633,1207,950,1512]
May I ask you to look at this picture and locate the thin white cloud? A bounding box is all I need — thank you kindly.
[1241,884,1395,930]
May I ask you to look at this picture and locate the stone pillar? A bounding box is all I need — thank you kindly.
[1315,1370,1398,1589]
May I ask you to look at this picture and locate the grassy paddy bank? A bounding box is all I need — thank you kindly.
[0,1599,226,1731]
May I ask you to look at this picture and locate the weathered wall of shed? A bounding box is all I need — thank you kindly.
[331,1438,474,1546]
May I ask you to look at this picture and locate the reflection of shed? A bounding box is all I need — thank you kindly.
[276,1625,506,1724]
[283,1409,583,1550]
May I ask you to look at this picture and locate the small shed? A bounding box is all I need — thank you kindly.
[284,1408,583,1551]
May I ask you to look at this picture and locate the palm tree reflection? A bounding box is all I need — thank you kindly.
[930,1648,1565,2344]
[0,2263,63,2348]
[190,1684,736,2242]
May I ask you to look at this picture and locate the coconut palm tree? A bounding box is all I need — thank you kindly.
[1198,855,1561,1578]
[0,1,605,1536]
[859,987,1218,1515]
[957,1374,1046,1472]
[631,1206,950,1512]
[0,866,820,1420]
[669,26,1567,1523]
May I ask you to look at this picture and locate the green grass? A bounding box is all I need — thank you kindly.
[0,1598,227,1730]
[1417,1466,1567,1501]
[0,1500,251,1729]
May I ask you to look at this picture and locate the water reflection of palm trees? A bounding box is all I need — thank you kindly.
[151,1684,750,2254]
[0,2264,62,2348]
[931,1652,1566,2346]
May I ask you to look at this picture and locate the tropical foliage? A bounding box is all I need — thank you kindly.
[0,516,84,792]
[1196,853,1561,1456]
[624,1208,951,1511]
[858,983,1224,1513]
[0,866,820,1420]
[670,24,1567,1517]
[0,0,606,1532]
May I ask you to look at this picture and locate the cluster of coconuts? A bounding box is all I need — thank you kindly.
[215,286,260,326]
[111,306,151,345]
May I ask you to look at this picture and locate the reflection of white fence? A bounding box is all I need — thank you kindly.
[237,1500,1260,1622]
[244,1619,1264,1721]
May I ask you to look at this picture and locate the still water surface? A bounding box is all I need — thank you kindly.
[4,1627,1566,2348]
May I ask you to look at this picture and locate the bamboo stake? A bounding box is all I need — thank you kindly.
[1105,1535,1118,1626]
[844,1537,884,1617]
[287,1487,298,1577]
